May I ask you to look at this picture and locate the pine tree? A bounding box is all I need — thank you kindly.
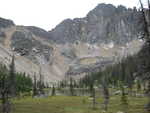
[120,82,128,113]
[102,83,109,111]
[9,55,16,97]
[51,85,56,96]
[38,68,44,95]
[100,72,110,111]
[33,74,38,97]
[0,64,11,113]
[92,87,96,109]
[69,77,75,96]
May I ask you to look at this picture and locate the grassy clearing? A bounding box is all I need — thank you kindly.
[10,95,148,113]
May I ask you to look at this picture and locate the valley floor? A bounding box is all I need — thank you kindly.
[10,95,148,113]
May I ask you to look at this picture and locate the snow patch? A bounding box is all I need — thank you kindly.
[139,39,144,42]
[126,42,129,46]
[93,44,99,49]
[108,42,114,48]
[102,42,114,50]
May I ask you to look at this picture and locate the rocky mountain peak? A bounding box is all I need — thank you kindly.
[49,3,144,45]
[0,17,15,29]
[87,3,117,19]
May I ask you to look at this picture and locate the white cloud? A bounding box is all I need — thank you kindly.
[0,0,143,30]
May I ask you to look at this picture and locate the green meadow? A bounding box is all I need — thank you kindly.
[11,95,148,113]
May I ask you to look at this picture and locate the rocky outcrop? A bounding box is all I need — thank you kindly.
[25,26,51,40]
[0,17,15,29]
[0,31,6,43]
[49,4,144,45]
[11,30,53,64]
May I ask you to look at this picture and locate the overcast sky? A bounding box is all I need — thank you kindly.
[0,0,147,30]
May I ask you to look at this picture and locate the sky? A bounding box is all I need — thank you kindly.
[0,0,147,30]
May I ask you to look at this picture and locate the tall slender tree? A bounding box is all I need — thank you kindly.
[38,67,44,95]
[0,64,11,113]
[33,74,38,97]
[51,84,56,96]
[9,55,16,97]
[69,77,75,96]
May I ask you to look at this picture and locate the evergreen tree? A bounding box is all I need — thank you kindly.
[9,55,16,97]
[38,68,44,95]
[102,81,109,111]
[51,85,56,96]
[0,64,11,113]
[33,74,38,97]
[120,82,128,113]
[16,73,33,93]
[92,87,96,109]
[69,77,75,96]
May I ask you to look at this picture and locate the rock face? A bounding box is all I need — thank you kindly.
[11,30,53,63]
[49,4,143,44]
[0,4,145,83]
[0,17,15,29]
[0,17,14,43]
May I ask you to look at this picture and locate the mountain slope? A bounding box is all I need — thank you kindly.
[0,4,144,84]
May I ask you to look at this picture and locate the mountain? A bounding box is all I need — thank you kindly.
[49,4,143,44]
[0,4,144,84]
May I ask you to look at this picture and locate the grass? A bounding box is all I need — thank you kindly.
[9,95,149,113]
